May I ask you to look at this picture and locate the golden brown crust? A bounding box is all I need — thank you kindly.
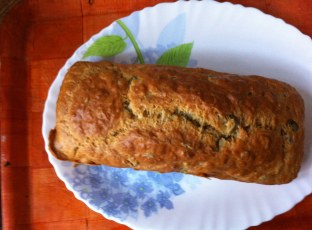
[49,61,304,184]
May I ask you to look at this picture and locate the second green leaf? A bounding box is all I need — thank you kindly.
[156,42,194,67]
[83,35,127,59]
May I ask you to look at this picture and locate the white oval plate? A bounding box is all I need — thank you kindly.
[42,1,312,230]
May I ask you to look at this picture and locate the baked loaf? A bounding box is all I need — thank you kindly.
[49,61,304,184]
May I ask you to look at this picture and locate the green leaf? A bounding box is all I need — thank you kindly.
[82,35,127,58]
[156,42,193,67]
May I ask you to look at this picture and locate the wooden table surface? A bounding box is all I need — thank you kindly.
[1,0,311,229]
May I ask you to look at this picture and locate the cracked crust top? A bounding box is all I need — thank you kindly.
[49,61,304,184]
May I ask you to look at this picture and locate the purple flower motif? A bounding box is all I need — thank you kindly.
[82,175,104,189]
[147,171,184,187]
[102,201,120,217]
[120,194,138,213]
[109,170,129,188]
[156,191,173,210]
[170,172,184,182]
[98,193,139,221]
[89,189,110,206]
[147,171,172,186]
[132,181,153,198]
[88,165,107,175]
[140,45,166,64]
[141,198,157,217]
[168,183,185,196]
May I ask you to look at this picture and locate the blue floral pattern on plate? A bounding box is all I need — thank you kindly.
[59,164,200,221]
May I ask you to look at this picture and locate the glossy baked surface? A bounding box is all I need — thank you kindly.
[51,61,304,185]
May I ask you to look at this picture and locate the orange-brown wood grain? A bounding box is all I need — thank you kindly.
[1,0,311,229]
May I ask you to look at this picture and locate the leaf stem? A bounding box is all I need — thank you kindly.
[117,20,144,64]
